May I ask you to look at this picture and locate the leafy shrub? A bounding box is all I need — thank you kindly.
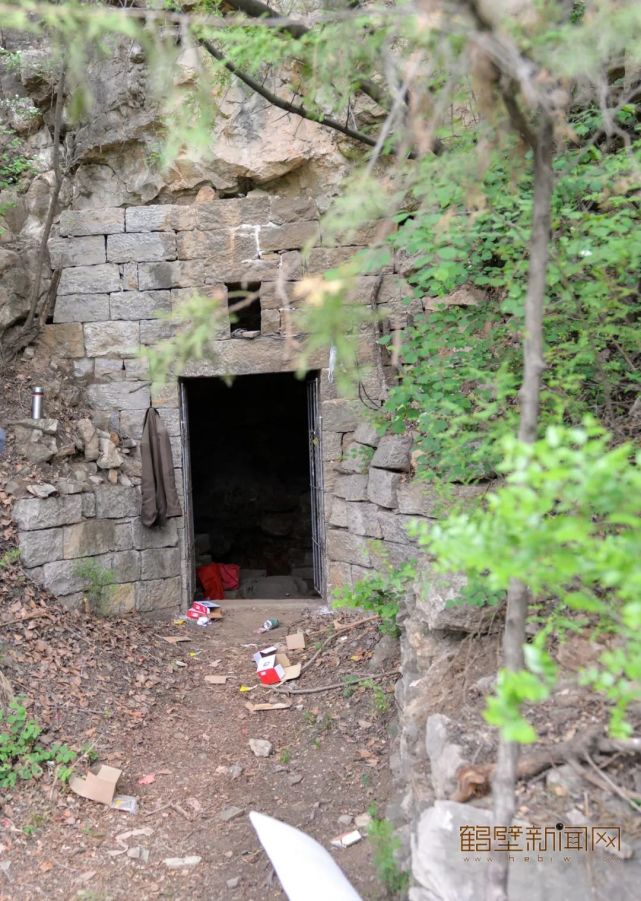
[367,808,410,897]
[385,138,641,484]
[332,563,415,634]
[0,699,76,789]
[0,125,34,189]
[415,422,641,741]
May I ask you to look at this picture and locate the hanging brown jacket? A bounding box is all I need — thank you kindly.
[140,407,181,527]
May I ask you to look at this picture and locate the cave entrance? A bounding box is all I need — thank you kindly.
[180,372,325,602]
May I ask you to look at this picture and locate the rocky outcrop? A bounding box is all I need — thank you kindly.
[0,29,353,341]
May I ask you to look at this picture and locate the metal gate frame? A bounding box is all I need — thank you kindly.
[307,373,327,598]
[179,379,196,604]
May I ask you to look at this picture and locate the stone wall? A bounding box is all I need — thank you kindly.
[14,491,180,614]
[12,193,423,613]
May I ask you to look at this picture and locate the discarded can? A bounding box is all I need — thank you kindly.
[258,618,280,633]
[31,386,44,419]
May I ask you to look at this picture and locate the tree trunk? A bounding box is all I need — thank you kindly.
[25,68,66,332]
[485,114,555,901]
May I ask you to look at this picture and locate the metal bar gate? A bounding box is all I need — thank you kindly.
[307,374,326,597]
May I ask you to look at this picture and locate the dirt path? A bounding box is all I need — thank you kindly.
[1,601,397,900]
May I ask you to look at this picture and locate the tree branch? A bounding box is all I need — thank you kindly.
[223,0,392,110]
[499,81,537,151]
[24,69,65,331]
[223,0,308,38]
[486,114,555,901]
[200,38,377,148]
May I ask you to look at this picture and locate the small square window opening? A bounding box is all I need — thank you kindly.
[226,282,261,333]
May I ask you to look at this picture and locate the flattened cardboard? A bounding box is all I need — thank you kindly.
[245,701,292,712]
[286,631,306,651]
[282,663,302,682]
[70,764,122,805]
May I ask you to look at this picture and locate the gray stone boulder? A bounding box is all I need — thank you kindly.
[372,434,413,472]
[77,418,100,461]
[416,570,503,634]
[353,421,381,448]
[367,468,401,508]
[425,715,464,799]
[338,442,372,475]
[411,800,641,901]
[96,437,124,470]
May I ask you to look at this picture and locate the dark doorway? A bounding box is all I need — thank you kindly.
[181,372,322,599]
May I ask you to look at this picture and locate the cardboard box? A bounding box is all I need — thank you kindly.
[257,654,286,685]
[255,650,301,685]
[186,603,222,622]
[70,765,122,805]
[286,631,306,651]
[253,646,277,666]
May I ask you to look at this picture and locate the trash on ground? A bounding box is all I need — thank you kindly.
[163,855,202,868]
[138,773,156,785]
[239,684,257,692]
[205,674,227,685]
[330,829,363,849]
[162,636,192,645]
[186,600,223,625]
[249,738,273,758]
[286,631,306,651]
[127,846,149,862]
[245,701,292,712]
[253,647,301,685]
[70,764,122,805]
[257,618,280,634]
[111,795,138,814]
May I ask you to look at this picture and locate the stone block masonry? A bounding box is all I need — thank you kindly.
[16,485,183,611]
[26,192,415,615]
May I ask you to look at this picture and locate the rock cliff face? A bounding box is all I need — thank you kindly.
[0,33,350,341]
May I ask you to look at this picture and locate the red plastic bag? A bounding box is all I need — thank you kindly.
[219,563,240,591]
[196,563,224,600]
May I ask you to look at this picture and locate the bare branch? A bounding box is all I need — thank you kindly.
[223,0,393,109]
[200,38,377,148]
[499,80,536,151]
[223,0,308,38]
